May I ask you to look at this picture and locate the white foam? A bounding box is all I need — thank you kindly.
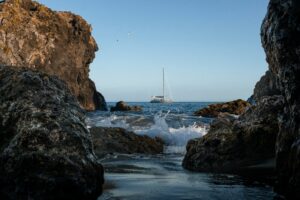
[134,112,208,154]
[88,111,208,154]
[91,114,130,129]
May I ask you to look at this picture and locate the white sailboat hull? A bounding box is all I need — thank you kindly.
[150,68,173,103]
[150,96,172,103]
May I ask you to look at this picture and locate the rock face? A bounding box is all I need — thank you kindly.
[0,0,107,111]
[90,127,164,158]
[261,0,300,198]
[110,101,142,112]
[183,95,283,173]
[184,0,300,198]
[253,70,280,102]
[0,66,104,200]
[194,99,250,118]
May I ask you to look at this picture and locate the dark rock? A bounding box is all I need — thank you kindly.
[194,99,251,118]
[184,0,300,198]
[253,70,280,102]
[0,66,104,200]
[110,101,142,112]
[0,0,107,111]
[247,95,256,105]
[261,0,300,198]
[183,95,284,173]
[90,127,164,158]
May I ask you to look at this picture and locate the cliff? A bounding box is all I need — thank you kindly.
[0,0,107,111]
[183,0,300,198]
[0,66,104,199]
[261,0,300,197]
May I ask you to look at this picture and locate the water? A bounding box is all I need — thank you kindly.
[87,102,277,200]
[87,102,212,154]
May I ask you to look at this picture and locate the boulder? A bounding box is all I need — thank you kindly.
[0,0,107,111]
[194,99,250,118]
[90,127,164,158]
[110,101,142,112]
[183,95,283,173]
[0,66,104,200]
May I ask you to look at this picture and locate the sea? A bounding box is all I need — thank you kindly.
[86,102,277,200]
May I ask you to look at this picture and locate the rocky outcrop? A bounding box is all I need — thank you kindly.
[194,99,250,118]
[110,101,142,112]
[0,0,107,111]
[90,127,164,158]
[261,0,300,198]
[0,66,104,200]
[183,95,283,173]
[253,70,280,102]
[184,0,300,198]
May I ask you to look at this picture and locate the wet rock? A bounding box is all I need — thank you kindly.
[261,0,300,198]
[110,101,142,112]
[0,0,107,111]
[194,99,250,118]
[90,127,164,158]
[0,66,104,200]
[183,95,284,173]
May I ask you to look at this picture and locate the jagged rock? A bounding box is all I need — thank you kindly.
[0,0,107,111]
[90,127,164,158]
[110,101,142,112]
[261,0,300,198]
[183,95,284,173]
[253,70,280,102]
[184,0,300,198]
[0,66,104,200]
[194,99,250,118]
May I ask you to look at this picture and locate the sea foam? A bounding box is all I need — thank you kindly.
[134,112,208,153]
[88,111,208,154]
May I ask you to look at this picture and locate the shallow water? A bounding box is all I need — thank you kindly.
[88,102,277,200]
[98,154,276,200]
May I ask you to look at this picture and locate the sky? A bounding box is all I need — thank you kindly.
[38,0,269,102]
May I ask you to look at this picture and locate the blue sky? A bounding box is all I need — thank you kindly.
[38,0,269,102]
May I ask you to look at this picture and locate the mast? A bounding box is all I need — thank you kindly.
[163,68,165,101]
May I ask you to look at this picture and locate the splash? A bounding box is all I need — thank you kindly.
[87,109,209,154]
[135,111,208,154]
[87,114,130,129]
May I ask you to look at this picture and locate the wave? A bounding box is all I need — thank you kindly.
[134,112,208,153]
[87,111,208,154]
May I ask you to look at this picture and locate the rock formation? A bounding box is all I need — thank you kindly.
[0,0,107,111]
[110,101,143,112]
[183,95,283,173]
[253,70,280,102]
[184,0,300,198]
[194,99,250,118]
[261,0,300,198]
[90,127,164,158]
[0,66,104,200]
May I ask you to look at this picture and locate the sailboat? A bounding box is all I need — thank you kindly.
[150,68,173,103]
